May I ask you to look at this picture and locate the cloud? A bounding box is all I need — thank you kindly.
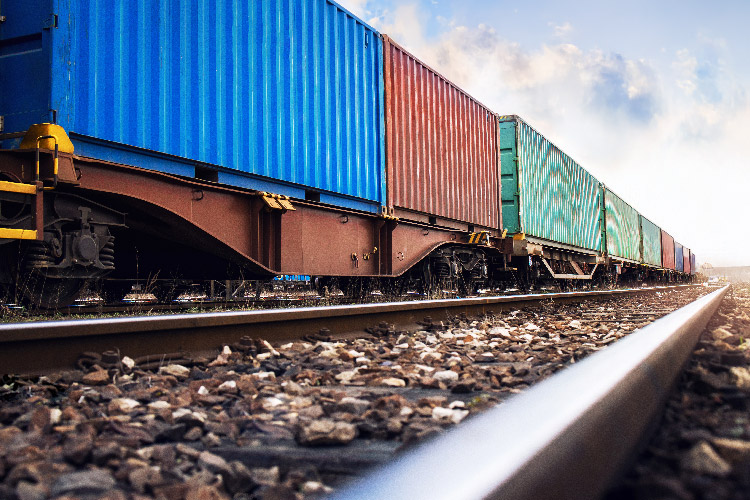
[337,0,369,18]
[550,21,573,39]
[586,53,660,123]
[337,1,750,266]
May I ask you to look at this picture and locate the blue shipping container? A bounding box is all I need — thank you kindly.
[675,242,684,272]
[0,0,386,212]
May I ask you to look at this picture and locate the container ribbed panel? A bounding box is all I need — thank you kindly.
[383,36,499,228]
[605,189,641,261]
[640,215,662,266]
[46,0,385,203]
[515,119,602,251]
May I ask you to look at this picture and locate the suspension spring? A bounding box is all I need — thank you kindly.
[25,241,53,270]
[99,238,115,269]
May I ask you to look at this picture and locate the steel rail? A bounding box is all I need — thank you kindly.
[332,285,728,500]
[0,285,696,375]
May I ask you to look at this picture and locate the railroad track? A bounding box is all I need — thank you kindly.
[334,285,729,499]
[0,285,698,375]
[0,285,723,499]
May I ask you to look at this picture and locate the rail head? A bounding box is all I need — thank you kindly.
[0,285,697,340]
[331,285,728,500]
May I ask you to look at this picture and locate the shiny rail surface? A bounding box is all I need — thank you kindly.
[332,285,728,500]
[0,285,696,375]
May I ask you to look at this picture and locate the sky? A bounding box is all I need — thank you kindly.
[338,0,750,268]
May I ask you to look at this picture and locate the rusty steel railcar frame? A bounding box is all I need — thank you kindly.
[0,146,510,283]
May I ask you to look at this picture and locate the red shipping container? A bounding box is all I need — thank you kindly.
[661,230,675,270]
[382,35,500,230]
[684,248,691,274]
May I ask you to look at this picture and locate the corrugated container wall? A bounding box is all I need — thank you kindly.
[661,230,675,270]
[691,253,696,275]
[605,189,641,262]
[675,242,684,272]
[498,117,602,252]
[683,249,691,274]
[0,0,385,210]
[640,215,662,267]
[383,36,499,228]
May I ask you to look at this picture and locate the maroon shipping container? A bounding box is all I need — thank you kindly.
[382,35,500,230]
[661,230,676,270]
[684,248,691,274]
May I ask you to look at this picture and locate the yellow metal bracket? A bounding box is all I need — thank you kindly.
[0,228,38,240]
[468,230,491,245]
[0,180,37,195]
[259,192,295,211]
[0,179,43,241]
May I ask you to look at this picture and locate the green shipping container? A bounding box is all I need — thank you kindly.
[499,116,602,252]
[605,189,641,262]
[640,215,662,267]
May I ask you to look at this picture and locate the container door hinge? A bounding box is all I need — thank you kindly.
[0,116,4,133]
[0,16,6,23]
[43,14,58,29]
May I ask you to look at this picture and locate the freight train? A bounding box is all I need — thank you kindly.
[0,0,695,307]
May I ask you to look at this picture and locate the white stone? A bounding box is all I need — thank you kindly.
[256,352,272,361]
[432,406,469,424]
[301,481,333,495]
[49,408,62,425]
[381,377,406,387]
[262,397,284,409]
[568,320,582,329]
[730,366,750,390]
[335,369,358,383]
[395,343,410,349]
[525,323,540,331]
[355,357,369,364]
[218,380,237,391]
[415,364,435,373]
[489,327,511,338]
[159,364,191,379]
[110,398,140,412]
[433,370,459,382]
[261,340,280,356]
[197,386,209,395]
[148,401,171,410]
[222,345,232,355]
[121,356,136,370]
[253,371,276,380]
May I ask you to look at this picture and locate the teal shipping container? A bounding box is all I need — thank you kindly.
[605,189,641,262]
[639,215,662,267]
[0,0,385,212]
[498,116,602,252]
